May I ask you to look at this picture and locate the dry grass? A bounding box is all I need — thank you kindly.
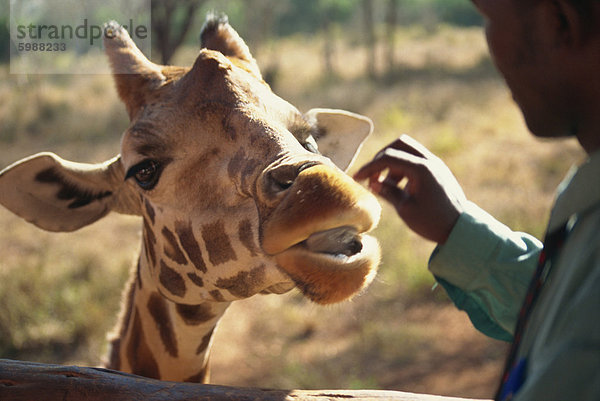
[0,25,585,399]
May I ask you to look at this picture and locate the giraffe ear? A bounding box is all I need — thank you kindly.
[104,21,165,120]
[304,108,374,172]
[0,153,141,232]
[200,13,262,79]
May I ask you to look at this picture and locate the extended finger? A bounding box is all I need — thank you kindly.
[388,134,436,160]
[353,148,424,181]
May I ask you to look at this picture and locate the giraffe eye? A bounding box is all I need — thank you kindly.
[304,141,319,154]
[126,160,162,190]
[304,136,319,154]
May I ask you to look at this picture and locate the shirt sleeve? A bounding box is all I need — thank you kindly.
[428,201,543,341]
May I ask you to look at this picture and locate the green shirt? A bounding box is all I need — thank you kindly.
[429,151,600,400]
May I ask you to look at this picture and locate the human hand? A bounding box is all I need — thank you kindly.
[353,135,467,244]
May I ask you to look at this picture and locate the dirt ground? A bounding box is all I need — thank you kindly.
[382,303,507,397]
[210,293,508,399]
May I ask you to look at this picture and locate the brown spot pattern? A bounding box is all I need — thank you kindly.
[175,303,215,325]
[143,236,156,269]
[201,220,237,266]
[175,220,207,272]
[159,260,187,297]
[198,147,221,164]
[241,158,260,188]
[238,219,258,256]
[227,149,245,180]
[143,218,157,245]
[187,272,204,287]
[126,307,160,379]
[147,292,178,358]
[223,113,237,140]
[143,218,157,268]
[161,226,188,265]
[196,327,215,355]
[209,290,225,302]
[144,198,156,225]
[215,264,265,298]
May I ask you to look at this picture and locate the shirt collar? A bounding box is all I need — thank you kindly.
[548,150,600,233]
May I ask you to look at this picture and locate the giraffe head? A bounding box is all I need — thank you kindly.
[0,16,381,305]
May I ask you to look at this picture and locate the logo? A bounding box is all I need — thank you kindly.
[10,0,151,74]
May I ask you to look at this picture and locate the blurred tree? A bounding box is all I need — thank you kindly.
[316,0,357,77]
[361,0,376,79]
[0,13,9,63]
[434,0,482,26]
[151,0,206,65]
[237,0,289,48]
[230,0,289,88]
[275,0,355,37]
[396,0,482,27]
[320,3,336,77]
[385,0,399,75]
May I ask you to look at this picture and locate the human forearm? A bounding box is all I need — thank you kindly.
[429,202,542,340]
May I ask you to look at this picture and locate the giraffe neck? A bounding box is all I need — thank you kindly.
[106,254,231,383]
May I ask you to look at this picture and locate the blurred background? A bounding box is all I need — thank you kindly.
[0,0,584,399]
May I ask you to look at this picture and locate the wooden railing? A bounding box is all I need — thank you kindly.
[0,359,490,401]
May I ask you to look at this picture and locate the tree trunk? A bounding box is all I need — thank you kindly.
[151,0,203,65]
[323,20,335,77]
[385,0,399,75]
[0,359,490,401]
[362,0,376,79]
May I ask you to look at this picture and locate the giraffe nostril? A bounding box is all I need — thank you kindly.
[268,162,319,193]
[269,167,296,192]
[274,178,293,191]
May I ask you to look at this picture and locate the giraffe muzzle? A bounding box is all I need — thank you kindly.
[261,164,381,255]
[261,164,382,304]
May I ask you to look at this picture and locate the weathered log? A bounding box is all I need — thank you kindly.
[0,359,490,401]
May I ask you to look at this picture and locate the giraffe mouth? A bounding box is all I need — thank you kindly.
[286,225,379,269]
[301,226,363,258]
[273,226,380,304]
[262,164,381,303]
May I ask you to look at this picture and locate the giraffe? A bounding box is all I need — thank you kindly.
[0,15,381,383]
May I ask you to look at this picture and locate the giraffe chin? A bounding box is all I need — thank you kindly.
[274,234,380,305]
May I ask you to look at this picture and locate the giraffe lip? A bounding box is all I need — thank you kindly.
[300,225,363,258]
[285,226,379,271]
[273,234,380,304]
